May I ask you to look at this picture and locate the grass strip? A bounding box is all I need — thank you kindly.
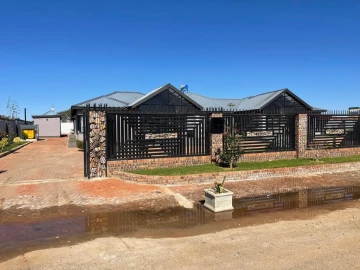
[133,155,360,176]
[0,142,27,153]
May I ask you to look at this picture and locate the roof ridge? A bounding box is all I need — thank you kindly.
[112,91,145,95]
[245,88,288,99]
[189,88,288,100]
[72,91,145,106]
[188,92,244,101]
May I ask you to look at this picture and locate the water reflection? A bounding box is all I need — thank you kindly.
[1,186,360,251]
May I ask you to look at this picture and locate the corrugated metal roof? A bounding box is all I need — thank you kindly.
[186,93,243,109]
[235,89,286,110]
[128,83,203,109]
[187,89,286,110]
[72,86,319,112]
[73,91,145,107]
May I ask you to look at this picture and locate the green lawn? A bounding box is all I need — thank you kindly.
[133,155,360,176]
[0,142,27,153]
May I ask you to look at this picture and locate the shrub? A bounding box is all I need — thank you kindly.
[0,138,9,151]
[76,140,84,149]
[218,131,243,169]
[20,132,28,140]
[0,130,6,140]
[13,137,22,144]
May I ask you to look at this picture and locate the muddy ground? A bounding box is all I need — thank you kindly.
[1,199,360,270]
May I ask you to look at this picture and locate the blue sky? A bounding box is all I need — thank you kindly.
[1,0,359,118]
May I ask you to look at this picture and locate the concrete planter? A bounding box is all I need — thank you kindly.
[204,188,234,212]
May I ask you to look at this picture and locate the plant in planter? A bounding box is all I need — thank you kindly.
[213,176,227,193]
[204,177,234,212]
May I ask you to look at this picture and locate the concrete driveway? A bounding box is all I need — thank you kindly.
[0,137,84,185]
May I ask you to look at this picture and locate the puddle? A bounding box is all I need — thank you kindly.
[1,185,360,261]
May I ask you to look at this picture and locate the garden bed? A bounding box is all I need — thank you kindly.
[0,142,31,158]
[132,155,360,176]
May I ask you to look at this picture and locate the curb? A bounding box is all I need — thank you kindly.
[110,161,360,185]
[0,141,32,158]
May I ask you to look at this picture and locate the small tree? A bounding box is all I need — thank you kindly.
[219,131,243,169]
[6,97,20,119]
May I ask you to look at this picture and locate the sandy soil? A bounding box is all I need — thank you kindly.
[2,202,360,270]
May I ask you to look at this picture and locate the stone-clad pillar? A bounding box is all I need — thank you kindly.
[210,113,223,161]
[296,114,308,158]
[89,110,107,178]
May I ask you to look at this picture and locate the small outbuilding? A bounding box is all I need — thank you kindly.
[32,115,62,137]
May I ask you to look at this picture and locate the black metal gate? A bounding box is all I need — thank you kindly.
[106,111,210,160]
[307,113,360,148]
[223,113,296,153]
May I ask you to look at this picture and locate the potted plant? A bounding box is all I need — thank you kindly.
[204,177,234,212]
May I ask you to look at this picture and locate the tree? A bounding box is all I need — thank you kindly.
[6,97,20,119]
[57,108,71,122]
[219,131,244,169]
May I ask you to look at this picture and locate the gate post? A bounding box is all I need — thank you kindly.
[296,114,308,158]
[210,113,224,162]
[89,109,107,178]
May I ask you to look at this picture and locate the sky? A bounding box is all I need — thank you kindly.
[1,0,359,118]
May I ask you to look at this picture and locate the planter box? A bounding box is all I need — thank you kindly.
[204,188,234,212]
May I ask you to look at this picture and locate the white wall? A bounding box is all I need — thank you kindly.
[61,122,74,135]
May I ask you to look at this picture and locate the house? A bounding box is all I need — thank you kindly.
[71,83,320,141]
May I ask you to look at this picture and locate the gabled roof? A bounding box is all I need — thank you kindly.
[188,88,313,111]
[73,91,145,107]
[236,89,286,110]
[71,84,317,114]
[127,83,203,110]
[186,93,244,110]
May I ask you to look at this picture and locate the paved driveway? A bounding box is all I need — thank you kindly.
[0,137,84,185]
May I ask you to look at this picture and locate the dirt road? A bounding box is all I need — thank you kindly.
[2,202,360,270]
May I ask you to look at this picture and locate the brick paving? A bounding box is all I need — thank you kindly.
[0,179,169,210]
[0,137,84,185]
[0,137,167,210]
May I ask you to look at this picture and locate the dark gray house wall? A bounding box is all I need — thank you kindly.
[73,113,84,141]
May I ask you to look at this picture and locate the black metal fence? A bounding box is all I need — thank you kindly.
[307,113,360,149]
[223,113,296,153]
[106,110,210,160]
[0,117,31,137]
[82,105,360,165]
